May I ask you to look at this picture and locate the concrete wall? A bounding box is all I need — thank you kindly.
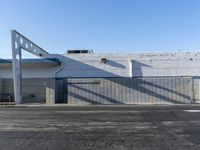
[193,77,200,103]
[54,52,200,78]
[46,79,56,104]
[2,52,200,78]
[132,59,200,77]
[56,77,194,104]
[1,78,55,103]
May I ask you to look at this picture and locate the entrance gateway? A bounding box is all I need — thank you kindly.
[11,30,57,104]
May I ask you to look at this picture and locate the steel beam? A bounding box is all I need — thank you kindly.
[11,30,49,104]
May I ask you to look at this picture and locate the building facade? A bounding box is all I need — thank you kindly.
[0,51,200,104]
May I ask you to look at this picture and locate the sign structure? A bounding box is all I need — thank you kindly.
[11,30,49,104]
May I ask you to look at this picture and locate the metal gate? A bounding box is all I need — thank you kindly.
[56,77,194,104]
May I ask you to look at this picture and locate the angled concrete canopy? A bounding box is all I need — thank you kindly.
[11,30,50,104]
[0,58,60,68]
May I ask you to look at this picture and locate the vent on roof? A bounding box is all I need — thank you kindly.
[67,49,93,54]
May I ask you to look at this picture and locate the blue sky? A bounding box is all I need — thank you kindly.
[0,0,200,58]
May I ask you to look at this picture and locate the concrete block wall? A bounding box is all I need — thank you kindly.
[193,77,200,103]
[1,78,55,103]
[65,77,194,104]
[2,79,13,95]
[46,79,56,104]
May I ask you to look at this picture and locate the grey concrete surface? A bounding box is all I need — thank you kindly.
[0,105,200,150]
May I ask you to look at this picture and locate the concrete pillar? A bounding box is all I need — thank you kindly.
[12,31,22,104]
[0,79,2,100]
[129,60,133,77]
[193,78,200,103]
[46,79,56,104]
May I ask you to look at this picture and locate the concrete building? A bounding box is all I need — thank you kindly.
[1,50,200,104]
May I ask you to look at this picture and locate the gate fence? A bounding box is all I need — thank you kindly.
[56,77,197,104]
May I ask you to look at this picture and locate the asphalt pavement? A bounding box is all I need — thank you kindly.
[0,105,200,150]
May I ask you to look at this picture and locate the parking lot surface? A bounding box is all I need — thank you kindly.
[0,105,200,150]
